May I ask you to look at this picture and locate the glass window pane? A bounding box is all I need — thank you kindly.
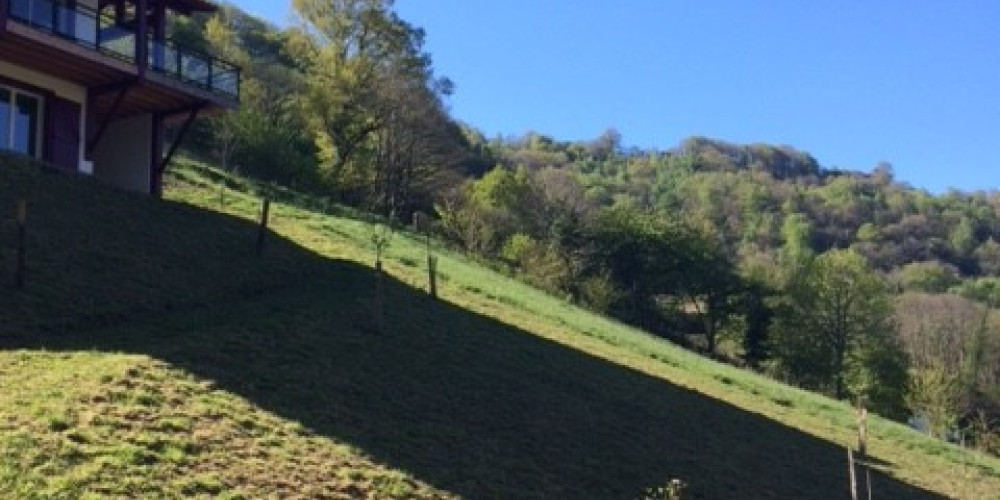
[0,89,10,150]
[55,2,76,38]
[14,94,40,157]
[31,0,55,30]
[10,0,30,22]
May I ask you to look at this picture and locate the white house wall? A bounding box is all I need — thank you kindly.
[0,59,92,173]
[92,113,152,193]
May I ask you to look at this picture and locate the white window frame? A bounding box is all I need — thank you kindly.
[0,83,45,159]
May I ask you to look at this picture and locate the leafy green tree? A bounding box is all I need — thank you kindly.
[587,206,690,330]
[951,216,977,256]
[740,281,773,368]
[201,8,316,186]
[975,238,1000,276]
[675,236,743,355]
[780,212,813,265]
[952,277,1000,305]
[290,0,446,200]
[771,250,908,414]
[896,261,960,293]
[856,222,879,242]
[906,365,963,438]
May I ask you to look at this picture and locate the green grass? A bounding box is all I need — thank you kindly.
[1,153,999,498]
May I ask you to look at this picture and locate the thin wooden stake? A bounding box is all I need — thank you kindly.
[14,199,26,289]
[857,406,868,456]
[866,467,872,500]
[373,267,385,334]
[848,448,858,500]
[428,254,438,299]
[255,197,270,256]
[857,405,870,499]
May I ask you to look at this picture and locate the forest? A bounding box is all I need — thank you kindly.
[173,0,1000,454]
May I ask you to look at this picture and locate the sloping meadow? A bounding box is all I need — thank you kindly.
[0,155,997,498]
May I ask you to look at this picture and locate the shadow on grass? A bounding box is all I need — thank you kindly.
[0,168,944,498]
[3,267,944,499]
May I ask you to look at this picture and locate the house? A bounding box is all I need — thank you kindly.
[0,0,239,195]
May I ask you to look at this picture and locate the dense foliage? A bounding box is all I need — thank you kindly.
[174,1,1000,453]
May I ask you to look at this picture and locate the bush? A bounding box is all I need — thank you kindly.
[579,271,623,314]
[897,261,961,293]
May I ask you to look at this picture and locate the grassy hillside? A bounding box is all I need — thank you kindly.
[1,153,998,499]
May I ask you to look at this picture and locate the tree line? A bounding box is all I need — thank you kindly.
[174,1,1000,454]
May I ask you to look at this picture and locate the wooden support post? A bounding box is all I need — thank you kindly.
[255,198,270,256]
[149,111,164,195]
[86,86,131,156]
[14,200,26,289]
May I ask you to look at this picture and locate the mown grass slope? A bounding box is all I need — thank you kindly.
[1,153,998,498]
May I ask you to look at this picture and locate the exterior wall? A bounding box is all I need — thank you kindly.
[93,113,152,193]
[0,59,92,173]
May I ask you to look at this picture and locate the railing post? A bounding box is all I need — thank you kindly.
[135,0,146,78]
[0,0,9,36]
[49,0,58,32]
[95,5,101,49]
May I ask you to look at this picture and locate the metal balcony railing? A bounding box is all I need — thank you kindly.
[148,37,241,100]
[7,0,240,102]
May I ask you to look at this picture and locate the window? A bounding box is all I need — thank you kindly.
[0,85,43,158]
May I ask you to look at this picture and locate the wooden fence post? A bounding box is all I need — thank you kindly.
[255,197,270,256]
[857,406,871,500]
[848,448,858,500]
[14,199,26,289]
[428,254,438,299]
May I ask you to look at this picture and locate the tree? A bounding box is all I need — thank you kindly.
[587,206,690,331]
[951,216,976,256]
[368,74,467,216]
[587,128,621,161]
[290,0,440,197]
[975,238,1000,276]
[895,293,1000,433]
[740,281,773,368]
[771,250,908,414]
[201,8,316,186]
[906,364,963,438]
[896,261,960,293]
[674,236,743,355]
[780,212,813,265]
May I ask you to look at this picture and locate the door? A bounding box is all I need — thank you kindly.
[46,96,81,171]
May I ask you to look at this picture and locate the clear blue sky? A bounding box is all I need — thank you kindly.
[237,0,1000,193]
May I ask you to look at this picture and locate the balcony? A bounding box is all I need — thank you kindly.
[5,0,239,102]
